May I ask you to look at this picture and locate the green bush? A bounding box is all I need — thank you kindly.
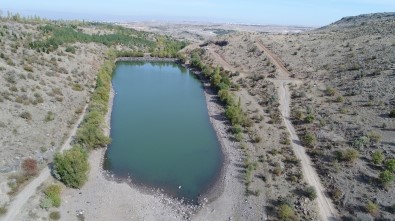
[303,132,316,147]
[379,170,394,187]
[325,86,336,96]
[305,114,315,123]
[278,204,296,220]
[371,151,384,165]
[65,45,75,53]
[367,131,382,144]
[45,111,55,122]
[365,200,379,216]
[43,184,61,207]
[385,159,395,173]
[72,83,83,91]
[53,146,89,188]
[0,205,7,215]
[49,211,61,220]
[305,186,317,200]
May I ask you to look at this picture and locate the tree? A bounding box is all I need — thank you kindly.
[303,132,316,147]
[22,158,38,176]
[371,150,384,165]
[53,146,89,188]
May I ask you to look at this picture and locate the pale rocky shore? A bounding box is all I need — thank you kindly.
[58,69,262,220]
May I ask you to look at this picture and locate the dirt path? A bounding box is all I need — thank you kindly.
[2,105,88,221]
[255,38,338,221]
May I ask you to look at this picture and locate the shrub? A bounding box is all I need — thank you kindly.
[379,170,394,187]
[22,158,38,176]
[49,211,61,220]
[365,200,379,216]
[390,109,395,118]
[335,95,344,103]
[352,136,370,149]
[278,204,296,220]
[305,186,317,200]
[0,205,7,215]
[303,132,316,147]
[367,131,382,144]
[305,114,315,123]
[72,83,83,91]
[232,124,243,134]
[336,148,360,163]
[43,184,61,207]
[65,45,76,54]
[385,159,395,173]
[20,111,32,120]
[325,86,336,96]
[371,151,384,165]
[45,111,55,122]
[235,132,243,142]
[53,146,89,188]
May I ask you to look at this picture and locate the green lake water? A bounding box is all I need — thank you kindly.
[104,61,223,203]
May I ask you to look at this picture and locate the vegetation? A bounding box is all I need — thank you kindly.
[278,204,296,220]
[21,158,38,176]
[41,184,61,208]
[336,148,360,163]
[390,109,395,118]
[305,186,317,200]
[371,150,384,165]
[385,159,395,173]
[365,200,379,216]
[19,111,32,120]
[53,146,89,188]
[378,170,394,187]
[49,211,61,220]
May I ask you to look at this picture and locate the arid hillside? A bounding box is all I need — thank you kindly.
[186,12,395,220]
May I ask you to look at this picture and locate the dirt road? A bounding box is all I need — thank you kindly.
[255,38,338,221]
[2,105,88,221]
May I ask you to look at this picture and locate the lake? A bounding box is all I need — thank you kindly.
[104,61,223,203]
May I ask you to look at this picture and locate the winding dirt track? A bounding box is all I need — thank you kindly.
[256,39,338,221]
[208,38,338,221]
[2,105,88,221]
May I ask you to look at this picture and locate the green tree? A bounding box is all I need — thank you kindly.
[53,146,89,188]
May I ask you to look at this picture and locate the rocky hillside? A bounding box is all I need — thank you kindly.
[260,12,395,220]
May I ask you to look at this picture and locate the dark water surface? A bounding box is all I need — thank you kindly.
[104,61,223,203]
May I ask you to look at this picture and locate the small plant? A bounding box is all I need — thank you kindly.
[325,86,336,96]
[385,159,395,173]
[49,211,61,220]
[72,83,84,91]
[65,45,76,54]
[305,186,317,200]
[22,158,38,176]
[365,200,379,216]
[379,170,394,187]
[371,151,384,165]
[303,132,316,147]
[390,109,395,118]
[278,204,296,220]
[45,111,55,122]
[20,111,32,121]
[305,114,315,123]
[335,95,344,103]
[43,184,62,208]
[367,131,382,145]
[0,205,7,216]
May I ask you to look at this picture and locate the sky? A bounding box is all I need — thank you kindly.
[1,0,394,26]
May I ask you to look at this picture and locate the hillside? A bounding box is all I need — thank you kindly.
[185,12,395,220]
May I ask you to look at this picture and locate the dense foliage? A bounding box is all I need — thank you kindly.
[53,146,89,188]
